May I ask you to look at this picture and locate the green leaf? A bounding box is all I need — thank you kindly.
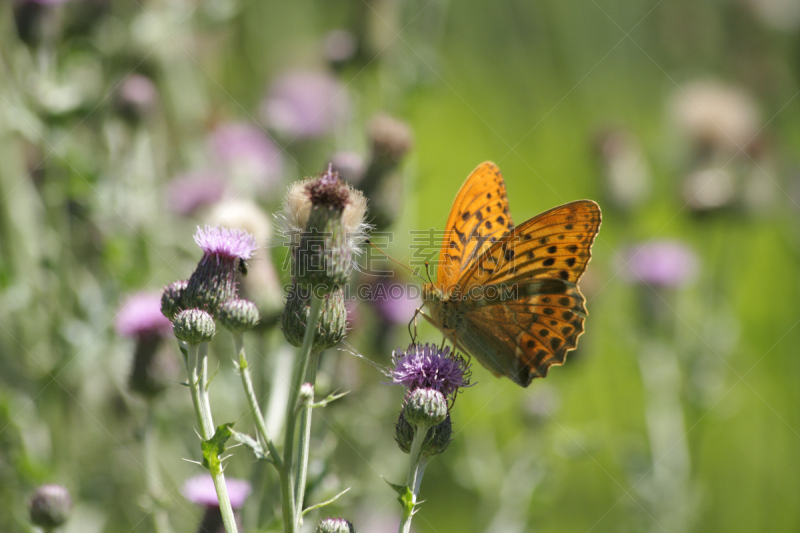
[301,487,350,516]
[179,344,189,366]
[230,428,269,462]
[201,423,234,475]
[383,477,414,515]
[308,390,349,408]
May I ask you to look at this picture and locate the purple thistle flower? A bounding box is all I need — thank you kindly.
[391,343,471,399]
[184,226,258,314]
[194,225,258,262]
[182,474,251,509]
[115,293,173,338]
[261,70,349,139]
[622,241,699,288]
[210,123,283,191]
[166,171,226,216]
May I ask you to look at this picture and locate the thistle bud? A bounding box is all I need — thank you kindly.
[299,382,315,404]
[161,280,188,321]
[317,517,356,533]
[217,299,260,333]
[28,484,72,528]
[173,309,216,345]
[403,388,448,428]
[282,285,347,350]
[295,167,352,292]
[395,412,453,457]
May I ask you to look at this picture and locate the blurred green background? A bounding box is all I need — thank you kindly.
[2,0,800,532]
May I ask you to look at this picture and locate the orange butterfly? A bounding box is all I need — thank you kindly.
[420,162,601,387]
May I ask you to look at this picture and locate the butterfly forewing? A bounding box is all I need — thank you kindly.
[457,201,601,292]
[436,162,515,291]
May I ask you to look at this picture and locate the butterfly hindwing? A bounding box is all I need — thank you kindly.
[459,282,587,385]
[436,162,515,291]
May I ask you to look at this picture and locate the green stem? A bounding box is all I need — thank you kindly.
[234,332,282,468]
[144,403,173,533]
[184,342,239,533]
[281,294,323,533]
[294,349,320,524]
[398,425,430,533]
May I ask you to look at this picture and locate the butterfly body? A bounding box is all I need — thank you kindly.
[420,162,601,387]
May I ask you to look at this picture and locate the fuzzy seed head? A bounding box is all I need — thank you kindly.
[280,176,369,254]
[368,114,413,163]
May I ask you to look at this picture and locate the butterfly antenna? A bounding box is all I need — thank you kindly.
[424,262,433,284]
[366,239,427,284]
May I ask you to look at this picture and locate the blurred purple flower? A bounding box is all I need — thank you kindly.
[261,70,349,139]
[322,29,358,66]
[194,225,258,261]
[167,171,226,216]
[210,123,283,190]
[182,474,251,509]
[115,293,173,338]
[117,74,158,117]
[391,343,471,399]
[371,280,420,325]
[330,151,366,184]
[622,241,699,288]
[18,0,70,4]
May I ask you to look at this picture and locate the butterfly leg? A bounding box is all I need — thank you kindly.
[452,331,472,369]
[408,307,421,343]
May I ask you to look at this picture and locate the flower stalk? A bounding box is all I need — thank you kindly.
[294,350,320,525]
[184,341,238,533]
[233,332,282,467]
[280,294,324,533]
[399,424,430,533]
